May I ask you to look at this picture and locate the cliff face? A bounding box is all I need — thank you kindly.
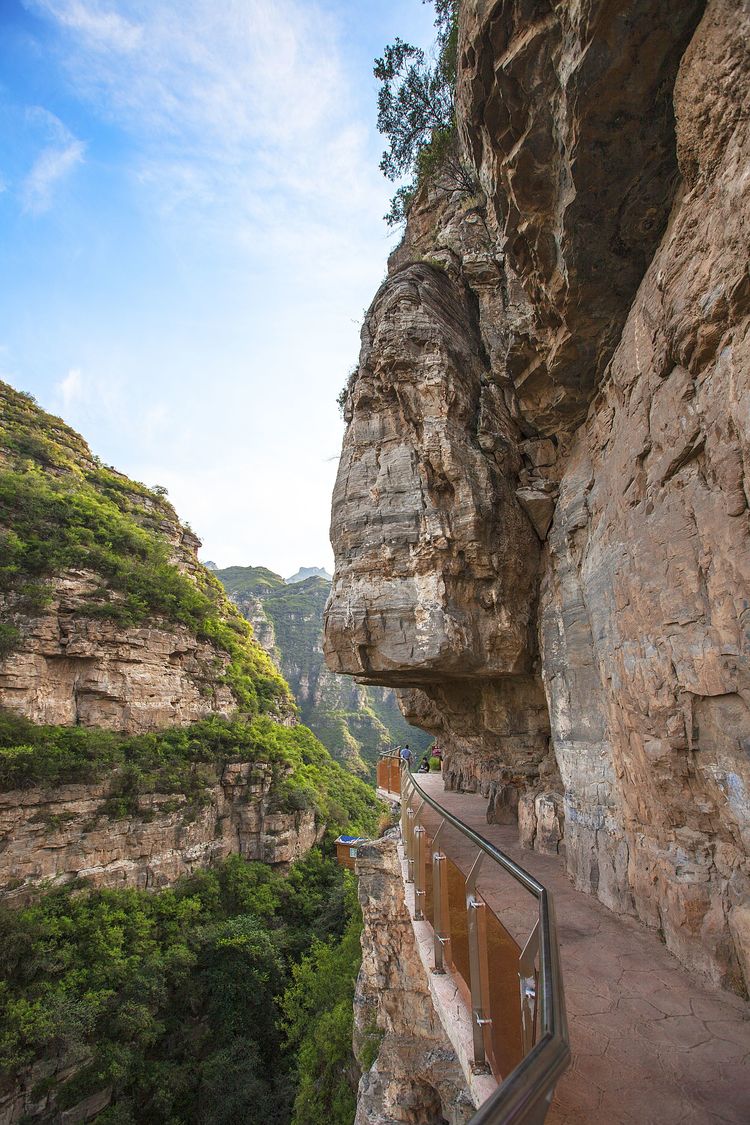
[0,762,323,903]
[0,383,290,733]
[326,0,750,992]
[216,565,432,774]
[353,835,476,1125]
[0,387,381,910]
[0,572,238,731]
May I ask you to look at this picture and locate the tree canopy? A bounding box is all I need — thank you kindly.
[374,0,459,224]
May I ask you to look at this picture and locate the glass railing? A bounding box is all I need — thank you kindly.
[392,758,569,1124]
[376,749,402,795]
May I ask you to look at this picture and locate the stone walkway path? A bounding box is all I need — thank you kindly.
[413,773,750,1125]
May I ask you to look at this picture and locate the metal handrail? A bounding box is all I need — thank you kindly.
[401,766,570,1125]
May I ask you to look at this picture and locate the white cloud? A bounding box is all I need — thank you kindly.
[28,0,143,51]
[22,0,384,234]
[21,107,85,214]
[56,367,84,407]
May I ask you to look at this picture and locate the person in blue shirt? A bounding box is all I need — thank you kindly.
[399,744,412,769]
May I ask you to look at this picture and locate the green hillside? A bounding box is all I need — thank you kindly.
[0,382,290,717]
[215,565,433,775]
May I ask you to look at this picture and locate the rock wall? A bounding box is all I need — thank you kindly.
[0,572,237,732]
[325,0,750,992]
[353,834,475,1125]
[0,761,324,903]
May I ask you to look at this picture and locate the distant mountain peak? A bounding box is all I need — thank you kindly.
[285,566,332,585]
[203,560,219,571]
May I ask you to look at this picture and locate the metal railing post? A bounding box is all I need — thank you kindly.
[414,824,426,920]
[519,920,540,1055]
[431,819,450,973]
[466,851,492,1071]
[405,806,415,882]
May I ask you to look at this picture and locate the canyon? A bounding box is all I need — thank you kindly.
[215,564,431,776]
[325,0,750,1005]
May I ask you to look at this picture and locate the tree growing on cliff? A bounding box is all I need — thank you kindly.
[375,0,466,225]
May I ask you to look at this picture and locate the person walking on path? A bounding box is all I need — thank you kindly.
[399,744,413,770]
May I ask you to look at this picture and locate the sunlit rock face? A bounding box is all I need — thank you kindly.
[0,762,324,904]
[324,261,539,683]
[323,258,553,801]
[540,0,750,987]
[327,0,750,993]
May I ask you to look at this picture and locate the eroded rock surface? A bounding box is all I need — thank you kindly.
[0,572,237,731]
[0,761,324,903]
[327,0,750,992]
[353,834,475,1125]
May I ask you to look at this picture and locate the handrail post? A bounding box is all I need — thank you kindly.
[432,850,450,972]
[405,806,416,883]
[414,824,426,920]
[466,851,492,1071]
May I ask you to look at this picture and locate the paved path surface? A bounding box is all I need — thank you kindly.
[412,773,750,1125]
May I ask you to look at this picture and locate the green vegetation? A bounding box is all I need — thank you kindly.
[375,0,462,225]
[0,709,380,834]
[0,850,364,1125]
[0,380,290,717]
[282,877,363,1125]
[215,566,433,777]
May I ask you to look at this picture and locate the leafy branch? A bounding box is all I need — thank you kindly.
[374,1,463,225]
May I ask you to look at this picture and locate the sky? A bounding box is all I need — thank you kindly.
[0,0,437,577]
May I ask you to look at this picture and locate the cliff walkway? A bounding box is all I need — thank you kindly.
[410,773,750,1124]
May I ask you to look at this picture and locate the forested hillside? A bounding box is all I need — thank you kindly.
[216,565,431,776]
[0,381,380,1123]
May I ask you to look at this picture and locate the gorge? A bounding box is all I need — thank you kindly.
[0,0,748,1122]
[213,563,431,777]
[0,380,378,1122]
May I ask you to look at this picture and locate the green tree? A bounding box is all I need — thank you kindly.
[375,0,464,225]
[281,874,363,1125]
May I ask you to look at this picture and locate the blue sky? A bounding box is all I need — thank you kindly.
[0,0,436,577]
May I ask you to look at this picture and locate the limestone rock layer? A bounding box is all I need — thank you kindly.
[0,762,323,904]
[325,0,750,993]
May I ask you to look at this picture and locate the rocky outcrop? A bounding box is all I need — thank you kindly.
[326,0,750,993]
[354,834,475,1125]
[0,761,324,903]
[0,381,289,735]
[0,571,237,731]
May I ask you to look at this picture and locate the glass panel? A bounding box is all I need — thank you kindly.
[484,901,524,1079]
[445,854,471,1009]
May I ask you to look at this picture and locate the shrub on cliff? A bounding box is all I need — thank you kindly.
[375,0,461,224]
